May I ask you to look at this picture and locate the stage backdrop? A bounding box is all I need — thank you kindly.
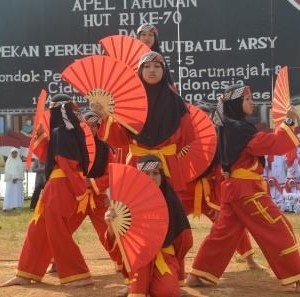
[0,0,300,110]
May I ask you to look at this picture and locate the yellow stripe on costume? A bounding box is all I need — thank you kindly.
[60,272,91,284]
[77,189,98,214]
[190,268,219,284]
[230,168,267,192]
[127,143,177,177]
[280,243,299,256]
[155,245,175,275]
[280,122,300,146]
[49,168,67,178]
[17,270,43,282]
[280,273,300,286]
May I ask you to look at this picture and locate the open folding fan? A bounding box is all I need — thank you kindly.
[272,66,291,129]
[177,104,217,182]
[99,35,151,72]
[26,89,47,170]
[61,55,148,135]
[108,163,169,273]
[41,110,50,136]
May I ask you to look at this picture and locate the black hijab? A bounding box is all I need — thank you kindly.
[137,155,191,247]
[45,94,89,179]
[215,84,262,172]
[132,52,187,147]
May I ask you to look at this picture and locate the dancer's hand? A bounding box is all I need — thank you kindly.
[287,106,299,124]
[104,208,117,240]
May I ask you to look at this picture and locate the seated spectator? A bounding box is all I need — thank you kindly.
[282,179,300,213]
[268,154,287,185]
[267,177,284,211]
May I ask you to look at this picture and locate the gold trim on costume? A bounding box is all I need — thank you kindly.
[190,268,219,284]
[126,143,177,177]
[17,270,42,282]
[60,272,91,284]
[127,294,146,297]
[280,122,300,146]
[243,191,298,258]
[155,245,175,275]
[239,249,255,259]
[89,178,100,195]
[280,273,300,286]
[280,243,299,256]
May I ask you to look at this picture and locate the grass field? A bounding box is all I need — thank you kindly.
[0,199,300,297]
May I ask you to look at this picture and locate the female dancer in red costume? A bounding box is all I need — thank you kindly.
[186,84,300,292]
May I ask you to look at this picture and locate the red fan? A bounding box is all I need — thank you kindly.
[99,35,151,72]
[177,104,217,182]
[61,55,148,135]
[80,121,96,173]
[41,110,50,136]
[26,89,47,170]
[109,163,169,273]
[272,66,291,129]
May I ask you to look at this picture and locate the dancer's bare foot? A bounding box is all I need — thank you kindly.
[296,281,300,292]
[65,277,94,287]
[47,263,57,274]
[0,276,31,287]
[246,256,265,270]
[185,274,206,287]
[116,285,129,297]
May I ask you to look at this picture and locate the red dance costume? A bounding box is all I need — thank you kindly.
[98,114,194,192]
[180,165,254,259]
[104,226,192,297]
[17,156,90,283]
[191,123,300,286]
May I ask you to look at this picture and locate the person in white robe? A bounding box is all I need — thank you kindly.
[269,155,287,185]
[267,177,284,211]
[3,148,25,211]
[282,179,300,213]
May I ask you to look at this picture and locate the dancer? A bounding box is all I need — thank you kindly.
[104,155,193,297]
[186,84,300,292]
[95,51,194,193]
[1,94,93,287]
[137,23,176,89]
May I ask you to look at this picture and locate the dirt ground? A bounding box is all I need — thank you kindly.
[0,217,299,297]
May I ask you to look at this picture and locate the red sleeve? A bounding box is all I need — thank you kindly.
[55,156,87,197]
[246,123,299,157]
[98,116,130,148]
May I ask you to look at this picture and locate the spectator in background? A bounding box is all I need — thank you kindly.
[136,23,176,90]
[3,148,25,211]
[268,155,287,185]
[29,158,46,211]
[267,177,285,211]
[20,117,33,137]
[283,179,300,213]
